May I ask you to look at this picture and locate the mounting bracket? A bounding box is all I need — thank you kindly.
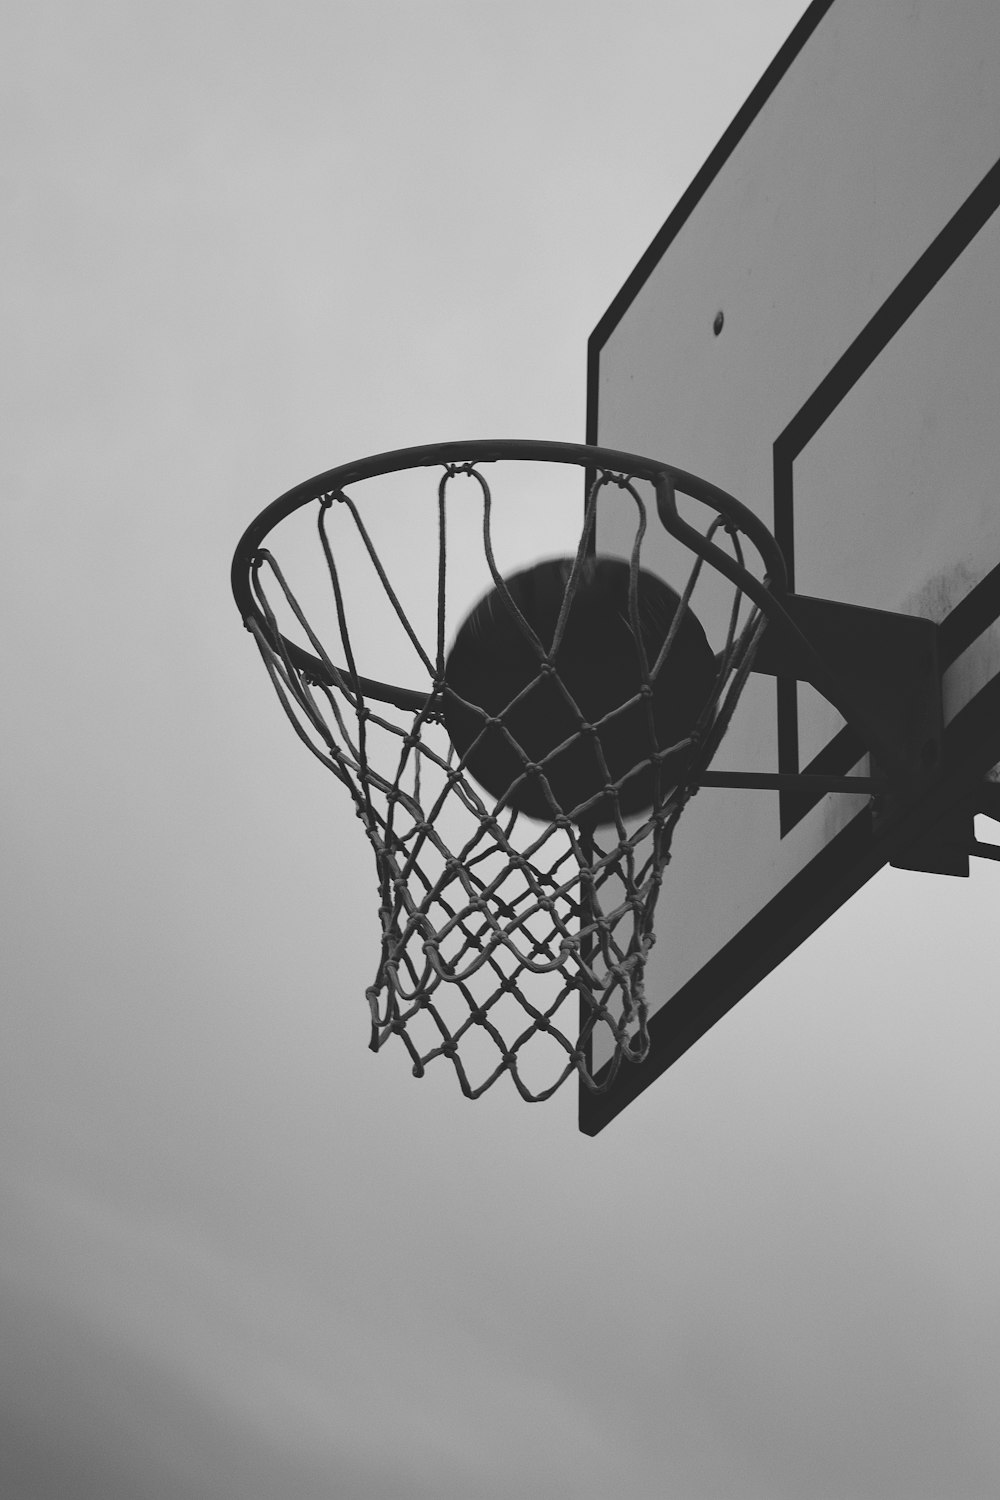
[749,594,953,873]
[900,778,1000,878]
[751,594,942,789]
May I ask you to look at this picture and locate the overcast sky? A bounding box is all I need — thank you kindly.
[5,2,1000,1497]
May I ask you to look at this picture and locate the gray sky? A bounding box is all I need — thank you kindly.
[5,2,1000,1496]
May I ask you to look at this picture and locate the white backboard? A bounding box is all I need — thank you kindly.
[583,0,1000,1132]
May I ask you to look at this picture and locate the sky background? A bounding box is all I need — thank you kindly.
[5,1,1000,1496]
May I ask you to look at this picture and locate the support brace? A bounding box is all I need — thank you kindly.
[751,594,943,789]
[750,594,951,873]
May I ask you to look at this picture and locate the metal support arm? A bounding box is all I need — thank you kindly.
[750,594,943,795]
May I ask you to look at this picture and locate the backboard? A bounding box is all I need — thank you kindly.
[582,0,1000,1133]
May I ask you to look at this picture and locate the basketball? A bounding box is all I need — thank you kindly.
[443,556,716,824]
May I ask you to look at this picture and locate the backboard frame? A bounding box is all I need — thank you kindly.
[581,0,1000,1134]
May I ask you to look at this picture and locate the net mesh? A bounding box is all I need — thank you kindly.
[245,459,766,1101]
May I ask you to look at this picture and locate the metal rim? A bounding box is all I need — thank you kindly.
[231,438,791,711]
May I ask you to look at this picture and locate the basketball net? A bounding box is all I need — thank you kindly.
[244,453,767,1101]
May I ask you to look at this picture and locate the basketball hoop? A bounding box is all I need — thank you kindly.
[231,440,925,1102]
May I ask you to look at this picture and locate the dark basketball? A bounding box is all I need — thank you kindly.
[442,556,716,825]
